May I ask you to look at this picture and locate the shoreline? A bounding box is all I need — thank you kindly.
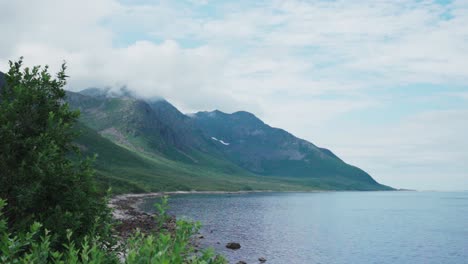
[109,190,275,221]
[108,189,407,263]
[108,189,402,237]
[108,188,402,220]
[108,190,281,240]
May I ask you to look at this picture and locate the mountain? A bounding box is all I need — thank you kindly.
[66,89,236,169]
[192,110,383,189]
[74,121,302,193]
[66,88,392,191]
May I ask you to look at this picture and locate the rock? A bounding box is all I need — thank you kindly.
[236,261,247,264]
[198,235,204,239]
[226,242,241,250]
[258,257,266,262]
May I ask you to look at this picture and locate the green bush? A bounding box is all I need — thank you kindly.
[124,196,226,263]
[0,58,113,247]
[0,198,227,264]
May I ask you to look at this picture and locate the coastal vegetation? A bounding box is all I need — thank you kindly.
[0,197,226,263]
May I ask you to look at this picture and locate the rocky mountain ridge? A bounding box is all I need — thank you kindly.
[65,87,391,191]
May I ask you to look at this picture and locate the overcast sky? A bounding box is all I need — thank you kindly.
[1,0,467,190]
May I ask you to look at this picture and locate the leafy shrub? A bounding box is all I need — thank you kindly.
[0,58,113,247]
[124,196,226,263]
[0,198,227,264]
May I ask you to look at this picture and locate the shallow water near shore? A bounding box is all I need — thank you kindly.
[140,191,468,264]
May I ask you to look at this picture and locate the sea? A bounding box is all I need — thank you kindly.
[140,191,468,264]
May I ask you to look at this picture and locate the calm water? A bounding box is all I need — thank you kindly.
[141,192,468,264]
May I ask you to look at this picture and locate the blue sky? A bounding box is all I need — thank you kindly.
[1,0,467,190]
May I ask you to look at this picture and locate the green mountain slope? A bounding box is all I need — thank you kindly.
[67,90,226,166]
[66,88,391,191]
[192,110,390,190]
[74,122,314,193]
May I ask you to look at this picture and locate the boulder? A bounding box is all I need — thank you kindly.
[226,242,241,250]
[259,257,267,263]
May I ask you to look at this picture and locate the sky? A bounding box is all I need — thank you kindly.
[1,0,467,191]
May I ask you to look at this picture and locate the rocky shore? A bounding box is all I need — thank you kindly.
[108,192,170,238]
[109,191,271,237]
[109,191,271,263]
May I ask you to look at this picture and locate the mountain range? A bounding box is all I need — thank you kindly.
[65,87,391,192]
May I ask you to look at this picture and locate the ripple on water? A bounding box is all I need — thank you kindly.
[140,192,468,264]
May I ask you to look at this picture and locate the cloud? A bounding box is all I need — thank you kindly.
[2,0,467,101]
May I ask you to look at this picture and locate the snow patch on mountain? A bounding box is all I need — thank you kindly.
[211,137,230,146]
